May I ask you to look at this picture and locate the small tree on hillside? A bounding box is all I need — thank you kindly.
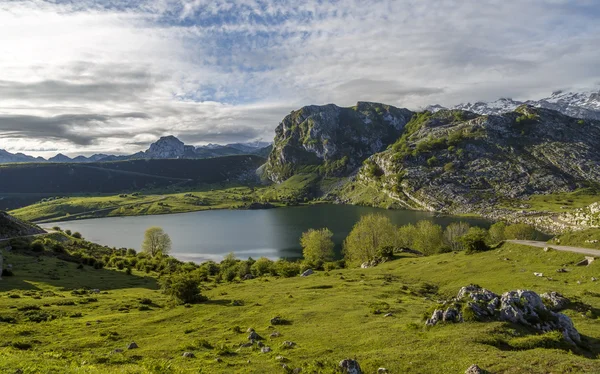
[142,226,172,257]
[413,220,444,255]
[488,222,507,244]
[301,228,335,264]
[343,214,397,267]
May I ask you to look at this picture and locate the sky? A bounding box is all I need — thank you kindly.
[0,0,599,157]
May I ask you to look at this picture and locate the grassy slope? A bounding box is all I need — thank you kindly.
[554,228,600,250]
[0,243,598,373]
[500,188,600,214]
[9,187,284,223]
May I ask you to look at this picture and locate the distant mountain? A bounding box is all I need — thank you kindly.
[428,90,600,120]
[0,137,272,164]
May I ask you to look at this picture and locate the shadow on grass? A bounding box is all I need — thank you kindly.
[0,252,158,292]
[478,323,600,359]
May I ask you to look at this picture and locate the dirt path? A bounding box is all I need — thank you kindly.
[507,240,600,257]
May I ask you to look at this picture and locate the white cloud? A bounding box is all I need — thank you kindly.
[0,0,599,157]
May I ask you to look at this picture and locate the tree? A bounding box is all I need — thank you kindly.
[413,220,444,255]
[504,223,536,240]
[142,227,172,257]
[343,214,397,267]
[444,222,470,251]
[397,223,417,248]
[460,227,491,253]
[488,222,507,244]
[301,228,335,264]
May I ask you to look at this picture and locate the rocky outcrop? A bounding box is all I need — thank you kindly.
[426,285,581,345]
[346,106,600,223]
[263,102,413,182]
[0,212,44,240]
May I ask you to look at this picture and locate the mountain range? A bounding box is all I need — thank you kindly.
[427,89,600,120]
[0,137,271,164]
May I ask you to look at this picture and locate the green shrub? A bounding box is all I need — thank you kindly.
[461,227,491,254]
[72,232,82,239]
[427,156,438,167]
[250,257,274,277]
[275,260,300,278]
[30,240,45,253]
[51,243,65,253]
[504,223,537,240]
[160,273,206,304]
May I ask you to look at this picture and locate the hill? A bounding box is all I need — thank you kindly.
[0,156,265,194]
[0,212,44,239]
[339,106,600,217]
[263,102,413,182]
[0,237,598,373]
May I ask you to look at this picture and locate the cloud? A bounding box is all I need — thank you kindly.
[0,0,599,156]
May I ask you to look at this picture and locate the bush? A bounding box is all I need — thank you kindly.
[504,224,537,240]
[2,269,14,277]
[427,156,438,167]
[412,221,444,255]
[65,230,72,236]
[72,232,82,239]
[275,260,300,278]
[51,242,65,253]
[250,257,274,277]
[443,162,455,172]
[376,246,395,261]
[30,240,45,253]
[461,227,491,254]
[160,273,206,304]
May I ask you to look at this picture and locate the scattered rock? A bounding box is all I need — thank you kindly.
[301,269,314,277]
[378,368,389,374]
[248,331,262,340]
[533,272,544,277]
[576,257,595,266]
[465,364,483,374]
[127,342,139,350]
[275,355,288,362]
[261,346,272,353]
[543,247,552,252]
[86,322,91,326]
[232,300,244,306]
[556,268,568,273]
[541,291,570,310]
[282,341,296,349]
[270,331,281,338]
[339,359,362,374]
[247,327,255,333]
[182,352,195,358]
[243,274,254,280]
[592,277,598,282]
[384,313,393,317]
[292,368,302,374]
[112,349,124,354]
[215,358,222,363]
[240,342,253,348]
[270,316,283,325]
[257,341,264,348]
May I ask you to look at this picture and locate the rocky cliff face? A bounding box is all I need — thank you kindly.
[345,106,600,217]
[263,102,413,182]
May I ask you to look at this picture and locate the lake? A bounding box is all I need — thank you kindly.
[41,205,490,263]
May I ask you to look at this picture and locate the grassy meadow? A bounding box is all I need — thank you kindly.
[0,243,599,373]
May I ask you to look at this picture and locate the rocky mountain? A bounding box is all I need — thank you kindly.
[0,137,271,164]
[343,106,600,218]
[263,102,413,182]
[0,211,44,239]
[429,90,600,120]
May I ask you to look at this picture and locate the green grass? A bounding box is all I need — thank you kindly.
[554,228,600,249]
[501,188,600,213]
[9,187,287,223]
[0,243,598,373]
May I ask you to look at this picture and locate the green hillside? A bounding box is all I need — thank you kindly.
[0,237,598,373]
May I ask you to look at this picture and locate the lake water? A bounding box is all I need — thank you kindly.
[41,205,490,263]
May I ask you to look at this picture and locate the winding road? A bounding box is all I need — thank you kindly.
[507,240,600,257]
